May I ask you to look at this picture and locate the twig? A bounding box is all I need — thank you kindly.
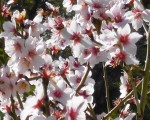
[87,103,97,120]
[143,22,148,35]
[140,23,150,117]
[62,74,72,88]
[126,66,141,116]
[16,92,24,109]
[42,78,50,117]
[76,62,90,93]
[24,76,41,81]
[103,63,110,112]
[103,80,142,120]
[10,96,18,120]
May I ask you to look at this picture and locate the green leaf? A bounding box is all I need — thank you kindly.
[146,91,150,109]
[0,111,4,120]
[0,49,4,55]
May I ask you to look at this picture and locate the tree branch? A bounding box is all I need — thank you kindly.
[140,23,150,118]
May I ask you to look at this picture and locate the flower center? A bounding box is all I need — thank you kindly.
[83,49,90,57]
[69,108,77,120]
[73,61,80,68]
[114,15,122,23]
[14,42,22,52]
[91,46,99,56]
[132,8,142,19]
[76,77,81,83]
[28,50,36,59]
[53,89,63,98]
[119,35,129,45]
[72,33,81,45]
[117,51,126,61]
[33,99,43,109]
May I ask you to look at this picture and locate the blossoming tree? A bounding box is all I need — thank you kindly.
[0,0,150,120]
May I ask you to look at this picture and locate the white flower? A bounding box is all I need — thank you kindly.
[119,74,130,98]
[16,79,30,94]
[63,0,75,12]
[117,24,142,56]
[65,96,88,120]
[115,104,136,120]
[106,2,129,28]
[5,37,26,60]
[48,79,73,105]
[0,21,16,39]
[125,0,150,30]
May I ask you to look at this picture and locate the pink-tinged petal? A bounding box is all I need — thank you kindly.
[142,9,150,22]
[111,5,122,17]
[33,14,43,23]
[76,112,86,120]
[120,90,127,98]
[9,58,29,74]
[36,43,45,54]
[114,19,129,28]
[3,21,15,32]
[0,32,14,39]
[85,0,93,5]
[61,28,71,39]
[31,56,44,70]
[20,108,33,120]
[72,5,82,11]
[72,44,84,58]
[70,20,80,33]
[124,0,132,4]
[124,11,133,18]
[57,80,66,90]
[124,44,137,56]
[30,115,47,120]
[134,0,144,10]
[63,0,71,7]
[66,5,73,12]
[129,32,142,44]
[7,56,18,68]
[120,85,127,91]
[115,118,123,120]
[120,76,126,85]
[124,113,136,120]
[37,23,47,33]
[118,24,131,35]
[132,18,143,31]
[45,2,54,9]
[126,54,139,65]
[105,10,114,18]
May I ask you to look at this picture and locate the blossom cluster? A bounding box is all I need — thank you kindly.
[0,0,149,120]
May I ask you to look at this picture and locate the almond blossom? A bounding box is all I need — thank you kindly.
[0,0,149,119]
[4,37,25,60]
[63,0,76,12]
[16,79,30,94]
[48,79,73,105]
[126,0,150,30]
[0,20,16,39]
[65,96,88,120]
[20,80,44,120]
[0,66,17,98]
[7,36,45,74]
[106,2,129,28]
[115,104,136,120]
[116,24,142,55]
[119,74,130,98]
